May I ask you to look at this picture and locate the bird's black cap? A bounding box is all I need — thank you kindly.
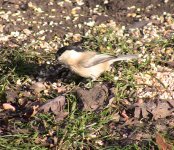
[56,46,84,59]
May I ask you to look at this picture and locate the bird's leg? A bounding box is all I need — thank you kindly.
[84,78,94,89]
[84,78,104,88]
[109,64,115,72]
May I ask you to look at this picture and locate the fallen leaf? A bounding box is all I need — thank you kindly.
[132,99,149,119]
[134,106,141,118]
[156,133,172,150]
[121,110,129,120]
[39,96,65,114]
[130,99,174,120]
[57,86,66,93]
[3,103,15,111]
[151,101,172,120]
[6,90,18,102]
[141,106,149,118]
[76,84,108,111]
[55,112,69,121]
[31,105,39,117]
[39,96,68,120]
[31,82,46,93]
[23,101,41,118]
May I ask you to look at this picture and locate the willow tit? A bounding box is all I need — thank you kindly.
[56,46,138,80]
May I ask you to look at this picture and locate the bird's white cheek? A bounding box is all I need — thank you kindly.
[58,56,65,62]
[58,57,65,64]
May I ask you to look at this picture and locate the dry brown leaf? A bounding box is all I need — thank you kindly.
[131,99,173,120]
[39,96,68,121]
[57,86,66,93]
[31,105,39,117]
[121,110,129,120]
[156,133,172,150]
[39,96,65,114]
[134,107,141,118]
[141,106,149,118]
[31,82,46,93]
[55,112,69,121]
[133,99,149,119]
[6,90,18,102]
[3,103,16,111]
[151,102,172,120]
[76,84,108,111]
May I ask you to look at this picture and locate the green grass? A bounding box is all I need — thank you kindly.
[1,26,174,150]
[0,135,47,150]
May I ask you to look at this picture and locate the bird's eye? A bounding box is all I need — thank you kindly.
[55,53,60,60]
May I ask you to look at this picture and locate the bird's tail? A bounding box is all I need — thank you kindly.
[112,54,138,62]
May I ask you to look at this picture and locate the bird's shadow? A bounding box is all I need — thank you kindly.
[12,57,84,84]
[8,41,85,84]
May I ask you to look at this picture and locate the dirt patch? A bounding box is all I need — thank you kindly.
[1,0,174,49]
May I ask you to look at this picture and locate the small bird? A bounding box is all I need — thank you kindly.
[56,46,138,80]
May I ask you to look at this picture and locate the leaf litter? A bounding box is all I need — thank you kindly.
[129,99,174,120]
[1,74,174,148]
